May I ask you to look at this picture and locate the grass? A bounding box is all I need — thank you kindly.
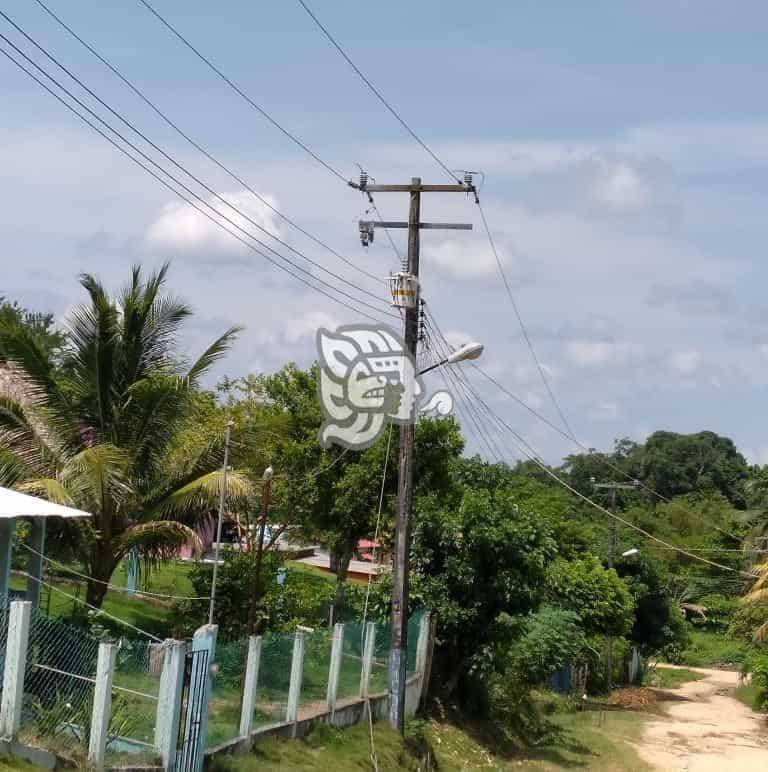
[645,666,705,689]
[208,707,652,772]
[734,681,766,712]
[0,755,44,772]
[676,630,752,669]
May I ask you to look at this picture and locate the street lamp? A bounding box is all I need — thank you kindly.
[622,548,640,558]
[389,339,484,731]
[418,341,484,376]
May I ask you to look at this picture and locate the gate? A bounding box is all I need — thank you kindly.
[173,647,210,772]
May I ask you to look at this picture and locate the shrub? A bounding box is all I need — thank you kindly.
[747,654,768,710]
[728,601,768,645]
[689,594,737,633]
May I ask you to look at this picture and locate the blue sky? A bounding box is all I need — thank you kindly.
[3,0,768,465]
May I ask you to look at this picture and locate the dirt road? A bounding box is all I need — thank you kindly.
[636,667,767,771]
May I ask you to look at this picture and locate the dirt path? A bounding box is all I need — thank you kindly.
[636,666,767,771]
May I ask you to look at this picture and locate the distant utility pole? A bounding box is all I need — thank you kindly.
[591,478,638,691]
[359,175,475,733]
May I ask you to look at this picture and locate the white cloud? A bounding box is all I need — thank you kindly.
[564,340,639,367]
[284,311,341,343]
[590,160,652,212]
[424,239,502,280]
[666,350,701,375]
[145,190,285,256]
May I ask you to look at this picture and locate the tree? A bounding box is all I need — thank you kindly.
[641,430,749,506]
[407,486,558,698]
[0,296,66,360]
[0,264,248,606]
[546,556,634,637]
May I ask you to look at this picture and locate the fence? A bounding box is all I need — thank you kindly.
[0,602,433,771]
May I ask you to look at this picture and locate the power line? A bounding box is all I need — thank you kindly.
[0,36,387,324]
[0,11,395,319]
[474,198,575,438]
[20,543,210,601]
[470,361,673,504]
[136,0,350,185]
[295,0,460,184]
[467,390,759,579]
[32,0,385,289]
[22,571,163,641]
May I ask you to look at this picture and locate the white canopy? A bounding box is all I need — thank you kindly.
[0,486,92,519]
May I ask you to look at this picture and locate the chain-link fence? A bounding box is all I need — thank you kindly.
[18,610,100,762]
[206,636,247,747]
[253,631,294,728]
[105,639,163,766]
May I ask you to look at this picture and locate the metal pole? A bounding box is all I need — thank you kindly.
[389,177,421,733]
[606,487,617,691]
[247,475,271,635]
[208,419,234,625]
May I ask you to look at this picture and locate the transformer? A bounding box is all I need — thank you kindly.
[389,272,419,309]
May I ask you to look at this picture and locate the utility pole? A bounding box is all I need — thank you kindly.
[209,419,234,625]
[360,175,474,733]
[592,478,638,691]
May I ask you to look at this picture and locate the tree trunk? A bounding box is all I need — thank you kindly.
[85,551,115,609]
[330,547,353,622]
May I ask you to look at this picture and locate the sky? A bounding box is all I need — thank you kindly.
[2,0,768,466]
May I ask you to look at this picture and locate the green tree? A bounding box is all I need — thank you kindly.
[546,556,634,637]
[0,296,66,360]
[0,264,247,606]
[641,430,749,506]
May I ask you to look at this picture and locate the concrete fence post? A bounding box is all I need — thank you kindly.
[359,622,376,698]
[326,623,344,716]
[88,642,118,770]
[155,640,186,768]
[286,631,306,727]
[0,600,32,739]
[415,612,431,676]
[25,520,46,609]
[188,624,217,772]
[239,635,262,739]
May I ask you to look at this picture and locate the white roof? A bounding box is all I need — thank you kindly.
[0,486,92,519]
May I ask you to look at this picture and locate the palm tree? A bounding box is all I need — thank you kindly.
[743,563,768,643]
[0,263,249,607]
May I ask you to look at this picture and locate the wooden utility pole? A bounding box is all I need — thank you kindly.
[592,479,638,691]
[362,176,474,732]
[247,469,273,635]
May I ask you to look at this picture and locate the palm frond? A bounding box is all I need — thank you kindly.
[743,587,768,604]
[752,621,768,644]
[149,470,252,520]
[115,520,201,563]
[185,327,242,385]
[17,478,77,507]
[61,444,133,512]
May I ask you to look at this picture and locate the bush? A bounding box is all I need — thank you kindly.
[690,594,737,633]
[747,654,768,710]
[728,601,768,645]
[176,550,335,638]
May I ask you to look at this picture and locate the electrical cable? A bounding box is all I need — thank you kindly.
[474,197,575,438]
[19,543,210,600]
[21,571,164,641]
[136,0,350,185]
[32,0,386,290]
[0,40,386,324]
[295,0,461,185]
[466,391,759,579]
[0,12,396,319]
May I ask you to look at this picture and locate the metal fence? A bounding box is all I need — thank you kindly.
[0,602,431,770]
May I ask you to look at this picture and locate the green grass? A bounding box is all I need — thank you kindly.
[208,707,652,772]
[677,630,752,669]
[646,666,705,689]
[734,681,766,712]
[0,755,45,772]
